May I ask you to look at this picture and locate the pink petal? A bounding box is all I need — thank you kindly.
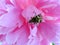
[5,0,13,4]
[6,24,30,45]
[0,5,23,34]
[0,9,7,16]
[0,6,22,27]
[6,28,20,44]
[54,43,60,45]
[0,25,17,34]
[38,21,60,42]
[0,34,6,41]
[14,0,38,9]
[15,24,30,45]
[0,0,6,10]
[41,6,60,17]
[27,37,40,45]
[40,38,49,45]
[22,5,41,21]
[27,26,40,45]
[38,0,60,18]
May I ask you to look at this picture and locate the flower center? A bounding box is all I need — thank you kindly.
[29,14,42,24]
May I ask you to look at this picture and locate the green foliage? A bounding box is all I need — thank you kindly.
[52,43,55,45]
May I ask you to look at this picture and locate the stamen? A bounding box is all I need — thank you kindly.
[29,14,42,24]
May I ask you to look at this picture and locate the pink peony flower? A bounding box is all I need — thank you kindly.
[0,0,60,45]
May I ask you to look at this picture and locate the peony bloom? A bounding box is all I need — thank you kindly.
[0,0,60,45]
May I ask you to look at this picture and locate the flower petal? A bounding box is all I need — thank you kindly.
[40,1,60,17]
[6,28,20,45]
[27,26,40,45]
[0,25,17,34]
[0,34,5,42]
[0,5,23,34]
[0,9,7,16]
[38,21,60,42]
[0,0,6,10]
[22,5,41,21]
[13,24,30,45]
[14,0,38,9]
[40,38,50,45]
[0,5,22,27]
